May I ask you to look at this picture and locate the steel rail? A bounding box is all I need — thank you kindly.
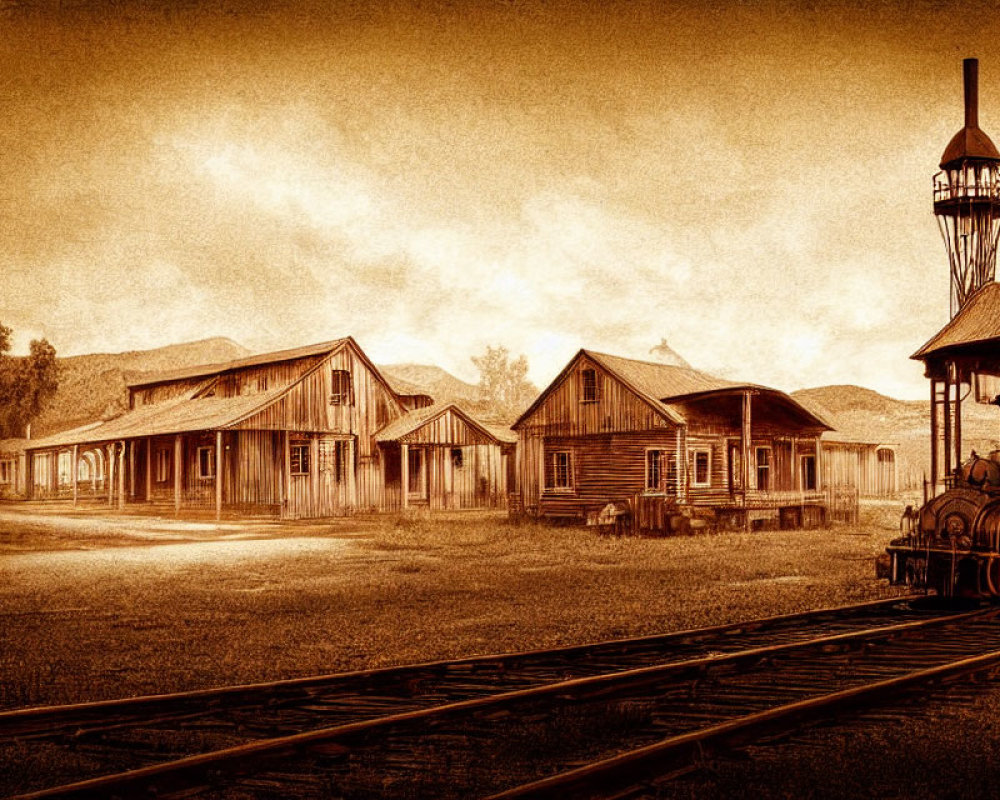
[8,605,985,800]
[0,594,919,740]
[487,648,1000,799]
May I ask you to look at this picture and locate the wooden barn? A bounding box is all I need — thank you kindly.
[19,338,514,519]
[821,438,899,498]
[513,350,832,531]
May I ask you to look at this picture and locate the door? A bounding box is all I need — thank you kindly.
[407,447,427,501]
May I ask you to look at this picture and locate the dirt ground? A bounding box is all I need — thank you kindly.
[0,500,906,708]
[10,499,995,799]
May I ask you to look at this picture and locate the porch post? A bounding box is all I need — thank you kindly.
[25,451,33,500]
[790,437,798,492]
[401,443,409,510]
[741,390,751,533]
[128,441,136,499]
[117,441,125,511]
[107,444,115,506]
[347,438,357,510]
[282,431,291,519]
[943,367,952,481]
[930,379,939,496]
[215,431,223,521]
[145,438,152,503]
[174,434,182,515]
[954,366,963,470]
[72,444,79,506]
[50,450,59,498]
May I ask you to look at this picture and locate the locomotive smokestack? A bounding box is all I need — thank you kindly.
[965,58,979,129]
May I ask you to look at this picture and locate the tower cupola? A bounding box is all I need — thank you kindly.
[934,58,1000,316]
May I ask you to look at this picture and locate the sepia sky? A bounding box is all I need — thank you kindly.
[3,0,1000,399]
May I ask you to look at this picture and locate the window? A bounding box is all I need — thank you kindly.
[756,447,771,491]
[580,368,599,402]
[877,448,895,464]
[544,451,573,490]
[408,447,426,496]
[291,442,310,475]
[451,447,464,469]
[155,448,171,483]
[0,460,10,484]
[692,449,711,487]
[197,447,216,479]
[330,370,353,405]
[646,449,663,491]
[801,454,817,491]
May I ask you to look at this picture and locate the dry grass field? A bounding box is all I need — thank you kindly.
[0,502,907,710]
[8,501,1000,798]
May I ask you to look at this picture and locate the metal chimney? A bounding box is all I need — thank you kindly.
[965,58,979,128]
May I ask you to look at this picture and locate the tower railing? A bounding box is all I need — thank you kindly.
[934,170,1000,203]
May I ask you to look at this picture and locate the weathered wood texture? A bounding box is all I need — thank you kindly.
[823,442,898,497]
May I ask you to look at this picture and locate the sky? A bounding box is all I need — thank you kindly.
[3,0,1000,400]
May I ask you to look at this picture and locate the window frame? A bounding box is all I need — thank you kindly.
[197,446,216,480]
[580,368,599,403]
[0,459,11,484]
[543,450,573,492]
[645,448,663,492]
[450,447,464,469]
[290,442,311,475]
[755,446,772,491]
[692,448,711,488]
[329,369,354,406]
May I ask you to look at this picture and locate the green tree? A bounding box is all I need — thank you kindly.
[471,345,537,423]
[0,324,59,438]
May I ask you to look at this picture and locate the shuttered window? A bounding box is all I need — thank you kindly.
[580,369,598,402]
[330,370,353,405]
[291,443,310,475]
[646,449,662,491]
[544,451,572,490]
[692,449,711,487]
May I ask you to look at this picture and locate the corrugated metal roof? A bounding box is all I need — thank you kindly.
[375,402,517,444]
[912,283,1000,360]
[23,388,287,450]
[127,338,348,388]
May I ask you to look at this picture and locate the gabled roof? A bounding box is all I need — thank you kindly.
[375,402,516,444]
[912,283,1000,360]
[127,338,349,388]
[513,349,830,431]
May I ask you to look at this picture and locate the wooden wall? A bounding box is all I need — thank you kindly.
[822,442,898,497]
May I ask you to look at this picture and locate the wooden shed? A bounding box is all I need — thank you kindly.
[19,338,512,519]
[513,350,832,531]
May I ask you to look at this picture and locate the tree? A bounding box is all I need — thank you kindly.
[0,323,59,438]
[471,345,537,423]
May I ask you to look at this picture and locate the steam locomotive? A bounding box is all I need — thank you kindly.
[880,452,1000,597]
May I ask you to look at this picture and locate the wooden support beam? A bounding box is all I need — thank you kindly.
[108,445,115,506]
[282,431,291,520]
[215,431,223,521]
[174,435,182,515]
[145,438,152,503]
[741,391,751,532]
[943,370,952,482]
[347,437,357,512]
[118,442,126,511]
[128,441,136,499]
[401,444,409,510]
[72,444,79,506]
[955,368,963,470]
[930,379,939,496]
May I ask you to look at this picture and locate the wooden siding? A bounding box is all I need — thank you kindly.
[517,355,671,437]
[823,442,898,497]
[130,378,210,408]
[395,409,495,446]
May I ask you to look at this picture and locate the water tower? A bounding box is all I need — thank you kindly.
[934,58,1000,316]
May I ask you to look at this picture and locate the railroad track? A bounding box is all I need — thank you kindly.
[0,594,972,799]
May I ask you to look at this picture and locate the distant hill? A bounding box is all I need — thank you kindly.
[31,338,251,436]
[792,384,1000,490]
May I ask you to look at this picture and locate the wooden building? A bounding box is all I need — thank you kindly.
[0,439,28,499]
[20,338,513,519]
[513,350,832,530]
[821,438,899,498]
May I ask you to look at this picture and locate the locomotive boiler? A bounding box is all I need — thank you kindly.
[880,452,1000,597]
